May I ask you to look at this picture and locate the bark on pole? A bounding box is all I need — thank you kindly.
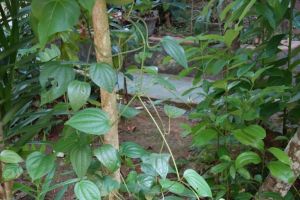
[92,0,120,194]
[259,128,300,197]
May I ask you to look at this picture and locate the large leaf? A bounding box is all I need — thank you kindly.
[2,164,23,181]
[193,128,218,147]
[67,80,91,111]
[26,152,55,181]
[0,150,23,163]
[159,179,195,197]
[94,144,121,172]
[161,36,188,68]
[70,145,92,178]
[268,147,291,166]
[120,142,148,159]
[267,161,295,184]
[90,63,117,93]
[39,63,75,105]
[65,108,111,135]
[164,105,186,118]
[235,151,261,169]
[183,169,212,198]
[142,153,170,179]
[36,0,80,44]
[74,180,101,200]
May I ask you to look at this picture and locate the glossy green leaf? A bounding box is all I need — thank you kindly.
[97,176,120,197]
[39,63,75,105]
[268,147,291,166]
[120,142,147,159]
[164,105,186,118]
[90,63,117,93]
[235,151,261,169]
[67,80,91,111]
[193,128,218,147]
[74,180,101,200]
[94,144,121,172]
[70,145,92,178]
[65,108,111,135]
[161,36,188,68]
[36,0,80,45]
[267,161,295,184]
[183,169,212,198]
[159,179,195,197]
[0,150,23,163]
[2,164,23,181]
[137,174,155,190]
[26,152,55,181]
[142,153,170,179]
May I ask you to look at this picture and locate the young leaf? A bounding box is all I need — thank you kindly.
[70,145,92,178]
[161,36,188,68]
[36,0,80,45]
[268,147,291,166]
[90,63,117,93]
[65,108,111,135]
[67,80,91,111]
[74,180,101,200]
[164,105,186,118]
[183,169,212,198]
[94,144,121,172]
[235,151,261,169]
[120,142,147,159]
[0,150,23,163]
[26,152,55,181]
[2,164,23,181]
[267,161,295,184]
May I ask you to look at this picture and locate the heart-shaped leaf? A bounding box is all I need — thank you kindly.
[65,108,111,135]
[26,152,55,181]
[183,169,212,198]
[94,144,121,172]
[74,180,101,200]
[164,105,186,118]
[90,63,117,93]
[67,80,91,111]
[142,153,170,179]
[70,145,92,178]
[2,164,23,181]
[161,36,188,68]
[0,150,23,163]
[120,142,147,159]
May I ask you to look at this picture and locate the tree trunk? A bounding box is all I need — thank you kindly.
[92,0,120,199]
[259,128,300,197]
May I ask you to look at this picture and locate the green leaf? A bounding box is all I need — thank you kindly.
[161,36,188,68]
[39,63,75,105]
[2,164,23,181]
[90,63,117,93]
[107,0,134,5]
[137,174,155,190]
[67,80,91,111]
[26,152,55,181]
[70,145,92,178]
[210,162,230,174]
[224,28,241,47]
[193,128,218,147]
[142,153,170,179]
[120,142,147,159]
[65,108,111,135]
[74,180,101,200]
[183,169,212,198]
[267,161,295,184]
[118,104,141,119]
[78,0,95,13]
[97,176,120,197]
[164,105,186,118]
[235,151,261,169]
[36,0,80,45]
[94,144,121,172]
[268,147,291,166]
[0,150,23,163]
[206,59,227,75]
[237,168,251,179]
[159,179,195,197]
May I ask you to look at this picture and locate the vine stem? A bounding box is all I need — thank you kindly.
[138,96,180,180]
